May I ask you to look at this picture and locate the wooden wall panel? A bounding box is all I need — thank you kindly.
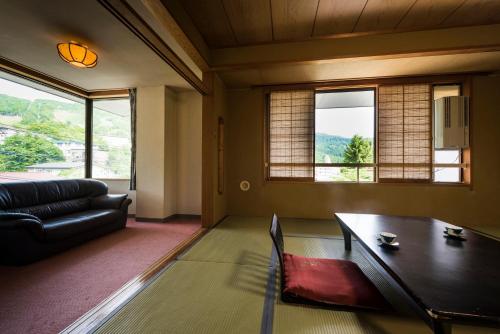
[354,0,416,32]
[313,0,367,36]
[222,0,272,45]
[182,0,236,47]
[271,0,319,40]
[398,0,465,29]
[442,0,500,27]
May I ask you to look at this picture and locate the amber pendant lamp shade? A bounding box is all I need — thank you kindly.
[57,42,97,68]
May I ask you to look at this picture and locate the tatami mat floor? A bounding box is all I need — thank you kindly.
[94,216,498,334]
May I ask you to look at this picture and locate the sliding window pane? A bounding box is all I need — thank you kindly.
[433,84,461,183]
[315,89,375,182]
[0,77,85,181]
[434,150,460,182]
[92,99,131,179]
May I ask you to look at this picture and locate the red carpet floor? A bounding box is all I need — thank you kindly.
[0,218,201,334]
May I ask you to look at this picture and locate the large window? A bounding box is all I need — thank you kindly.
[266,81,468,184]
[92,99,131,179]
[0,76,86,182]
[0,72,131,182]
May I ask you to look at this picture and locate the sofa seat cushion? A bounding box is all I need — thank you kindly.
[43,209,122,241]
[283,253,388,310]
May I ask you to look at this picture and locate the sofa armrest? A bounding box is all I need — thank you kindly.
[90,194,129,210]
[0,213,45,239]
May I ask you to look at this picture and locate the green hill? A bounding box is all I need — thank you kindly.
[0,94,129,140]
[315,133,351,163]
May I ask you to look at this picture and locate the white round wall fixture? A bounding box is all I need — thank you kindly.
[240,180,251,192]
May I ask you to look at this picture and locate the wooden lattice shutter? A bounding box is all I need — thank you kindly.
[268,90,315,180]
[378,84,432,181]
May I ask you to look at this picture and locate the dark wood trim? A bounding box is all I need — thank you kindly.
[89,89,130,99]
[97,0,208,95]
[152,0,211,71]
[61,227,207,334]
[258,72,485,91]
[217,117,225,195]
[85,98,93,179]
[0,56,88,97]
[211,214,229,229]
[212,43,500,71]
[135,217,167,223]
[1,56,135,99]
[169,214,202,220]
[135,214,201,223]
[211,24,500,51]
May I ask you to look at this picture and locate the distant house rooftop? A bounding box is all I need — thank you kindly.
[0,172,63,182]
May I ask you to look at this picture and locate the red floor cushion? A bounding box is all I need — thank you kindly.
[283,253,388,309]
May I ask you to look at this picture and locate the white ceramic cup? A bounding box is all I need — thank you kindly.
[380,232,397,244]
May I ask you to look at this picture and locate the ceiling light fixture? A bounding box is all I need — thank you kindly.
[57,42,97,68]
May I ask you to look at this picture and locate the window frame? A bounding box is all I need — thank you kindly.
[264,76,471,186]
[90,97,132,180]
[0,69,131,181]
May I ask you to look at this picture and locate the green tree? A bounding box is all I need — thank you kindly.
[106,146,131,177]
[0,134,64,171]
[24,121,85,142]
[343,135,373,163]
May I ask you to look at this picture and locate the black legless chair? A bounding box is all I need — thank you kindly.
[269,214,389,310]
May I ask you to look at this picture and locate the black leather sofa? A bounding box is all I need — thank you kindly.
[0,179,131,265]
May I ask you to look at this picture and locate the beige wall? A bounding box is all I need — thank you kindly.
[136,86,167,219]
[135,86,202,219]
[226,75,500,227]
[164,88,178,217]
[177,91,202,214]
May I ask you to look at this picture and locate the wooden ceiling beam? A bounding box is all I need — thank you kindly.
[98,0,209,95]
[150,0,211,71]
[210,24,500,71]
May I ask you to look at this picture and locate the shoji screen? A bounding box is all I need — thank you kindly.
[378,84,431,181]
[268,90,315,180]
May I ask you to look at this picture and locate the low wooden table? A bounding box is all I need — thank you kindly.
[334,213,500,334]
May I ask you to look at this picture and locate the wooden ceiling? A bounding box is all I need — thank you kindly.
[176,0,500,48]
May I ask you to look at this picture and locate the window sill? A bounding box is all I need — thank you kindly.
[94,178,131,181]
[265,179,471,188]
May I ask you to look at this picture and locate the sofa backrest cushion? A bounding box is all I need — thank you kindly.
[7,198,91,220]
[0,179,107,216]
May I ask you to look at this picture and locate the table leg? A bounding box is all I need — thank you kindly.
[433,321,452,334]
[339,223,352,251]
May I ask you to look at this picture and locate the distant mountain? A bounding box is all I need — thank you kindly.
[0,94,129,138]
[315,133,351,163]
[315,133,373,163]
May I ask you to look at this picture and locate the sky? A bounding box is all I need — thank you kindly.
[0,77,127,116]
[0,78,72,103]
[315,106,374,138]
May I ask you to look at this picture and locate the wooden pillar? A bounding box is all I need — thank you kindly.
[202,72,214,228]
